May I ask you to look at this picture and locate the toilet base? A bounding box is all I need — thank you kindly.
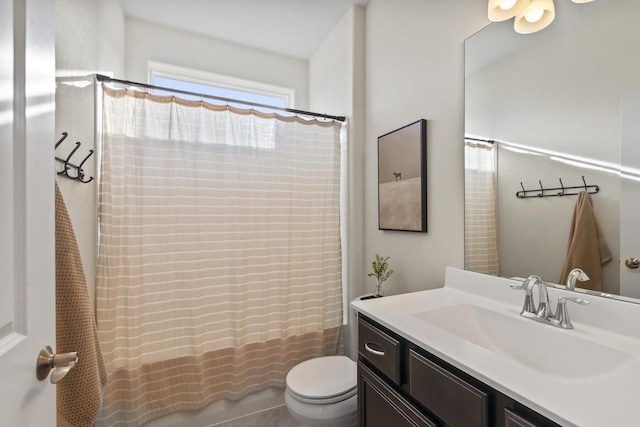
[285,389,356,427]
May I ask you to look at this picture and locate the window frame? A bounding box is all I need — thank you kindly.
[147,61,296,109]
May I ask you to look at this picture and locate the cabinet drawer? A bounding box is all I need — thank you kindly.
[409,349,488,427]
[359,362,436,427]
[358,317,401,385]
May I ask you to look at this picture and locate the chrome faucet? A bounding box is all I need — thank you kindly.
[511,275,590,329]
[510,275,553,320]
[565,268,589,290]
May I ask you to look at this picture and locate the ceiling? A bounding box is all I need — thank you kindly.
[121,0,369,60]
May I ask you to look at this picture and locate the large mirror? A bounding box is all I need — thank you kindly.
[464,0,640,299]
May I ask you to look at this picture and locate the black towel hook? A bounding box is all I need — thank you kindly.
[558,178,565,196]
[55,132,69,149]
[54,132,94,183]
[538,180,544,197]
[58,142,82,178]
[76,151,95,183]
[518,182,526,198]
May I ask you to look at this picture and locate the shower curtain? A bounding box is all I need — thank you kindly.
[95,86,345,427]
[464,140,500,275]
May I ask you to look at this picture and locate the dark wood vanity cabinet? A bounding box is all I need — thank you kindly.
[359,362,436,427]
[357,315,561,427]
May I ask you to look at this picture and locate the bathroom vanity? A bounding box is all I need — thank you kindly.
[357,314,558,427]
[351,267,640,427]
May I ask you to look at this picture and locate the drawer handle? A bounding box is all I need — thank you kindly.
[364,342,385,356]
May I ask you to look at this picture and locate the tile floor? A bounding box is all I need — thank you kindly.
[214,405,300,427]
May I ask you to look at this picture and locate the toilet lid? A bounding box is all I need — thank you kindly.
[286,355,357,401]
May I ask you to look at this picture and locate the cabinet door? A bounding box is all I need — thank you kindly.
[358,362,436,427]
[409,349,487,427]
[505,408,541,427]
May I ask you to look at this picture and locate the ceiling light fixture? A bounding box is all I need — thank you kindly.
[514,0,555,33]
[488,0,530,21]
[489,0,594,34]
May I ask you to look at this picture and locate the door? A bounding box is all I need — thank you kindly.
[620,91,640,298]
[0,0,56,425]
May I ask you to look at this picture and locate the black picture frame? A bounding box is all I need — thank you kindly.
[377,119,427,232]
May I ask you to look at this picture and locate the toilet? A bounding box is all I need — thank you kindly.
[285,355,357,427]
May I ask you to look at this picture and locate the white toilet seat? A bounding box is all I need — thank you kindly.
[287,384,356,404]
[286,355,357,402]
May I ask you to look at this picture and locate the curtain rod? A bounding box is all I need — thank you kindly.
[464,136,495,144]
[95,74,346,122]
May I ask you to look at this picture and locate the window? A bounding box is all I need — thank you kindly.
[148,61,295,112]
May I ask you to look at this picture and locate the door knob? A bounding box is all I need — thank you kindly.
[625,257,640,270]
[36,346,78,383]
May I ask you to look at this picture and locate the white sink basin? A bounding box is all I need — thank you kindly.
[413,304,635,378]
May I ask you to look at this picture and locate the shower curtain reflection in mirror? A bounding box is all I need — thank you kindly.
[464,139,499,276]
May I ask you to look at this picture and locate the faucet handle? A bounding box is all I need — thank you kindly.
[510,282,535,315]
[510,276,542,316]
[510,275,542,292]
[552,297,590,329]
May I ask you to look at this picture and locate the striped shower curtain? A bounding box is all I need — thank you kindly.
[464,139,500,275]
[95,86,345,426]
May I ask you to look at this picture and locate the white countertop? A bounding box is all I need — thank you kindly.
[351,267,640,427]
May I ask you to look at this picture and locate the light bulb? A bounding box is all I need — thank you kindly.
[525,8,544,22]
[514,0,554,34]
[488,0,529,22]
[525,9,544,22]
[499,0,517,10]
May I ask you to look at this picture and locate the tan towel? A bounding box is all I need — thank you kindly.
[55,182,107,427]
[559,191,612,291]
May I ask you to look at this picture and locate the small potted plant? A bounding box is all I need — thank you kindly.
[367,254,394,298]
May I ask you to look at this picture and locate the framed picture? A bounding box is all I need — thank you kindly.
[378,119,427,232]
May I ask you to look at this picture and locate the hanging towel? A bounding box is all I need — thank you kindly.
[55,182,107,427]
[559,191,612,291]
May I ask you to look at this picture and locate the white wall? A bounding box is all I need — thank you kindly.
[125,18,309,109]
[97,0,126,77]
[309,5,366,360]
[55,0,125,302]
[54,78,99,302]
[364,0,488,295]
[55,0,125,77]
